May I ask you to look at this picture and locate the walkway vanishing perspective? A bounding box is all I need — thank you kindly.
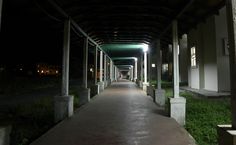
[31,80,195,145]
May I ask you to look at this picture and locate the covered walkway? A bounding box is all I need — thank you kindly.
[30,80,195,145]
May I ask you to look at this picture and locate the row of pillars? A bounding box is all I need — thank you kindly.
[134,20,188,126]
[1,1,236,144]
[54,19,120,122]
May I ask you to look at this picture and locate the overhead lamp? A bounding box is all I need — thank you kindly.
[142,44,149,52]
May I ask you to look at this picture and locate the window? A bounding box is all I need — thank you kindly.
[191,46,196,67]
[162,64,168,73]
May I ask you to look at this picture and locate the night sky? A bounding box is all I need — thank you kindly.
[0,0,64,66]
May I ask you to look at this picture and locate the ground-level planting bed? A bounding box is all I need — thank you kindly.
[165,88,231,145]
[2,87,80,145]
[184,93,231,145]
[9,97,54,145]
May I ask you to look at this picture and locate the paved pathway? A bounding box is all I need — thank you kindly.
[31,80,196,145]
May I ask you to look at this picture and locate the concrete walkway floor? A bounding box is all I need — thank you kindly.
[31,80,196,145]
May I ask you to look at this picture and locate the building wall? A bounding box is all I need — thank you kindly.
[202,16,218,91]
[215,6,231,92]
[187,6,230,92]
[188,16,217,91]
[188,29,200,89]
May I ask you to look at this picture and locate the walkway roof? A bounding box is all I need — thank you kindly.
[1,0,225,64]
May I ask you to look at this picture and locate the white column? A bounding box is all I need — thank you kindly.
[173,20,179,98]
[131,66,134,81]
[169,20,186,126]
[100,51,103,82]
[83,37,88,88]
[104,55,107,84]
[61,19,71,96]
[139,55,144,87]
[134,58,138,81]
[148,49,151,82]
[55,19,73,123]
[144,51,148,83]
[114,66,116,81]
[110,60,113,82]
[95,46,98,84]
[156,39,162,90]
[155,39,166,106]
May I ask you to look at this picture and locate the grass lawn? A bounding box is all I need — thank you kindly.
[8,97,54,145]
[165,88,231,145]
[2,87,80,145]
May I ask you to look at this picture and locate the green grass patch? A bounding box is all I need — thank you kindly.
[0,77,60,95]
[8,97,54,145]
[164,88,231,145]
[7,88,80,145]
[182,92,231,145]
[69,86,80,109]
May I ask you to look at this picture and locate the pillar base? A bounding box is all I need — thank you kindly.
[0,125,11,145]
[98,82,104,92]
[104,80,108,88]
[217,125,236,145]
[142,82,149,91]
[155,89,166,106]
[139,81,143,88]
[168,97,186,126]
[107,79,111,86]
[91,84,99,96]
[78,88,90,106]
[147,86,155,98]
[54,95,74,123]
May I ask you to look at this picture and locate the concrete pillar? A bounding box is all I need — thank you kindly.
[139,55,144,87]
[155,39,166,106]
[114,66,117,81]
[54,19,73,123]
[148,49,151,82]
[95,46,98,84]
[144,51,147,83]
[104,55,107,87]
[110,60,113,82]
[83,37,88,89]
[143,50,149,91]
[78,37,90,105]
[130,66,134,81]
[0,125,11,145]
[0,0,3,31]
[100,51,103,82]
[99,50,104,92]
[218,0,236,144]
[134,58,138,81]
[93,46,99,95]
[169,20,186,126]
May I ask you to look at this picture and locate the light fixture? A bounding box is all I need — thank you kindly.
[142,44,149,52]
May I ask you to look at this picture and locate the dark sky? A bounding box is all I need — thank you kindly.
[0,0,63,65]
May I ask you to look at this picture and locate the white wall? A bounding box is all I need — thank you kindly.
[202,16,218,91]
[215,6,231,92]
[188,29,200,89]
[187,6,230,92]
[188,16,218,91]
